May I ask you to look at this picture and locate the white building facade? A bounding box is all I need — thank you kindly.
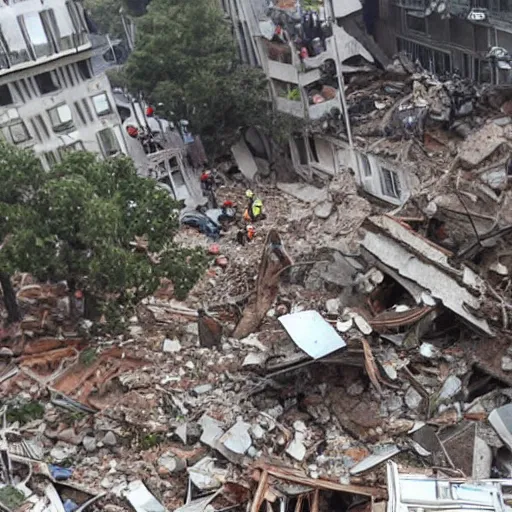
[0,0,130,169]
[0,0,203,205]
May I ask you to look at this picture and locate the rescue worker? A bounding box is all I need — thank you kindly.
[236,224,256,245]
[243,190,265,222]
[200,170,215,192]
[245,189,255,209]
[200,170,218,209]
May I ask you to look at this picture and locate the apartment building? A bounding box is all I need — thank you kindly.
[376,0,512,83]
[0,0,131,169]
[222,0,415,206]
[0,0,202,204]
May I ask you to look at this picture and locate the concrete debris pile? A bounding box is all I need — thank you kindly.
[2,165,512,512]
[6,60,512,512]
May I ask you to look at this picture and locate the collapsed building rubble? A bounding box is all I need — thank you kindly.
[6,36,512,512]
[3,173,512,511]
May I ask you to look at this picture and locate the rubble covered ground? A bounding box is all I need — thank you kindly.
[5,60,512,512]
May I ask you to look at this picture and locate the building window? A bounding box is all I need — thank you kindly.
[92,93,112,116]
[97,128,121,157]
[397,37,451,75]
[381,168,401,198]
[0,85,13,107]
[34,71,60,95]
[47,104,74,133]
[66,2,87,32]
[0,29,9,70]
[500,0,512,12]
[59,141,85,158]
[293,135,308,165]
[117,105,131,122]
[360,153,372,177]
[77,60,92,81]
[57,67,68,88]
[40,10,60,53]
[308,137,319,163]
[9,121,30,144]
[18,13,52,59]
[406,13,427,33]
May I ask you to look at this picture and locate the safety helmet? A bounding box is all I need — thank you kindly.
[246,189,255,199]
[253,199,263,208]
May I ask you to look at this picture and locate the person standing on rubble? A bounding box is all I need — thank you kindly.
[243,190,265,222]
[200,169,218,209]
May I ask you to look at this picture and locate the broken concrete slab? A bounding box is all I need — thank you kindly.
[188,457,227,491]
[158,452,186,474]
[276,182,328,204]
[349,445,400,475]
[314,201,334,219]
[199,415,224,448]
[123,480,166,512]
[489,404,512,451]
[404,387,423,410]
[163,338,182,353]
[439,375,462,401]
[220,420,252,455]
[458,122,506,168]
[232,139,258,181]
[362,215,492,335]
[193,384,213,396]
[175,423,187,444]
[286,436,306,462]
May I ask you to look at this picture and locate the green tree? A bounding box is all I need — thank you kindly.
[0,143,207,324]
[84,0,149,39]
[124,0,274,158]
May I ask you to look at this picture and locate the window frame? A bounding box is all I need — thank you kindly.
[360,153,372,177]
[91,92,112,116]
[380,167,401,199]
[0,84,14,107]
[47,103,75,133]
[34,70,61,95]
[97,127,121,158]
[8,121,31,144]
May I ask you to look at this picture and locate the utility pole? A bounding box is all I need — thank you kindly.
[327,0,354,148]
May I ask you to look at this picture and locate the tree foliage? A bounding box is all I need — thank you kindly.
[0,143,208,310]
[84,0,150,39]
[124,0,274,158]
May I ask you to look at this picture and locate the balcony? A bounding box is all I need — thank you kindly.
[276,97,305,118]
[308,94,341,120]
[268,60,299,83]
